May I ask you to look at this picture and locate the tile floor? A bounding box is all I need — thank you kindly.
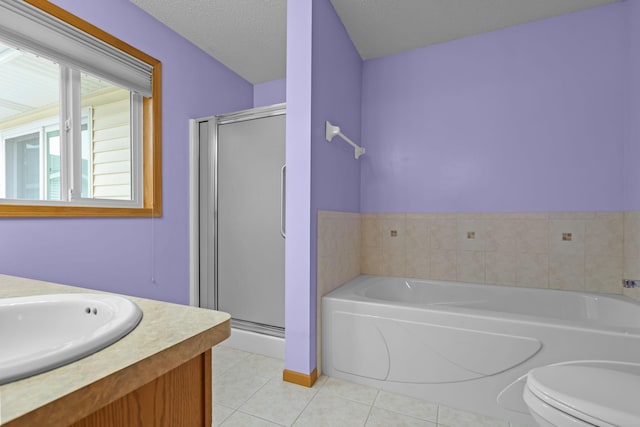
[212,346,531,427]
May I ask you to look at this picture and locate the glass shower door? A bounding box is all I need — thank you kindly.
[215,110,286,334]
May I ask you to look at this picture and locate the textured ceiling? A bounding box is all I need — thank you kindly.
[130,0,617,84]
[331,0,618,60]
[130,0,286,84]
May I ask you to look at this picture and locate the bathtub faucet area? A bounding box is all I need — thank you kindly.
[623,279,640,288]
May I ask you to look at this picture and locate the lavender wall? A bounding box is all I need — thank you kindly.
[0,0,253,304]
[284,0,313,375]
[624,0,640,210]
[284,0,362,375]
[360,3,626,214]
[254,78,286,108]
[308,0,362,368]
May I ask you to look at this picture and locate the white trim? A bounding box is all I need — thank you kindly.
[130,93,143,206]
[221,328,285,360]
[189,119,199,307]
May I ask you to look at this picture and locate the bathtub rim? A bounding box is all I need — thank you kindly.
[322,275,640,337]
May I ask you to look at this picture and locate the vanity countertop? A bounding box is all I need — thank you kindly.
[0,274,231,426]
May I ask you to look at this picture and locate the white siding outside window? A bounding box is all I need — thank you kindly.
[90,94,132,200]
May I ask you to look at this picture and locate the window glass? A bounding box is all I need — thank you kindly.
[0,41,141,205]
[0,41,60,201]
[5,132,40,200]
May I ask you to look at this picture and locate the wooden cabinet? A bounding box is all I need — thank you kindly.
[71,350,212,427]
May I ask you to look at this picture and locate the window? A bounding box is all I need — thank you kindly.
[0,0,161,217]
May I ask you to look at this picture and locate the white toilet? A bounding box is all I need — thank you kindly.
[523,364,640,427]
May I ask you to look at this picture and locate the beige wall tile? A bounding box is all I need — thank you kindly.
[585,214,623,257]
[361,214,381,249]
[516,253,549,288]
[549,219,585,257]
[457,251,485,283]
[485,251,517,286]
[430,250,457,281]
[381,215,406,252]
[429,219,457,251]
[406,215,430,252]
[624,255,640,280]
[387,253,407,277]
[585,256,622,294]
[515,219,549,254]
[358,210,626,295]
[485,219,518,253]
[361,245,385,276]
[405,250,430,280]
[381,215,406,277]
[317,256,335,297]
[624,212,640,260]
[317,211,361,292]
[457,219,487,251]
[549,254,585,291]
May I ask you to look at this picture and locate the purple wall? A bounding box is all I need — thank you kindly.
[254,78,286,108]
[284,0,362,375]
[360,3,626,214]
[284,0,313,374]
[309,0,363,368]
[624,0,640,210]
[0,0,253,304]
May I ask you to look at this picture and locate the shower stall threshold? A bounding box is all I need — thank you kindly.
[221,321,285,360]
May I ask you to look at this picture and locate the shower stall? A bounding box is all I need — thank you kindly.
[197,104,285,338]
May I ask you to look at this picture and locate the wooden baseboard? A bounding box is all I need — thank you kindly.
[282,368,318,387]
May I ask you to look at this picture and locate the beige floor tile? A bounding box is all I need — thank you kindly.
[213,404,235,427]
[365,407,436,427]
[213,368,271,409]
[313,375,329,389]
[437,405,509,427]
[221,411,283,426]
[293,390,372,427]
[213,346,251,375]
[321,376,379,405]
[224,353,284,380]
[240,377,318,426]
[373,390,438,422]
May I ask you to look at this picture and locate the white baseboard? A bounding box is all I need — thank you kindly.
[221,328,285,360]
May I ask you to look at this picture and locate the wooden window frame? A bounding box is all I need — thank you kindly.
[0,0,162,218]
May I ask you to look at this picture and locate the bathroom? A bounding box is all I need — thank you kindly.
[2,0,640,426]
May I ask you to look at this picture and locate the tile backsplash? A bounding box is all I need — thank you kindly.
[317,210,640,305]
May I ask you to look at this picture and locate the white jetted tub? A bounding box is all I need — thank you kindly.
[322,275,640,425]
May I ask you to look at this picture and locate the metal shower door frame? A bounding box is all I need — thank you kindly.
[199,103,286,337]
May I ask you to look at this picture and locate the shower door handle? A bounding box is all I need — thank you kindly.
[280,164,286,239]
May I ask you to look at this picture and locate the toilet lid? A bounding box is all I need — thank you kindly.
[526,365,640,426]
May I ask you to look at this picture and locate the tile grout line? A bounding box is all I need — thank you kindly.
[234,407,289,427]
[361,389,380,426]
[288,380,326,426]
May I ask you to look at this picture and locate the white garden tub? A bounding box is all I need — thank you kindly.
[322,275,640,425]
